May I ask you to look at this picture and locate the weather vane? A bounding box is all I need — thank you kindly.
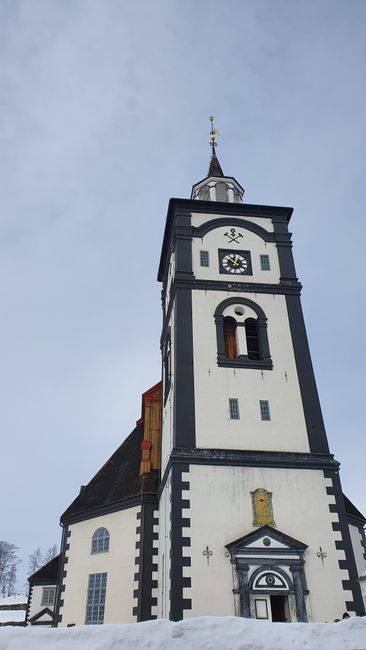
[209,116,220,151]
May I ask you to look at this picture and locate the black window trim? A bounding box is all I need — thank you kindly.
[214,297,273,370]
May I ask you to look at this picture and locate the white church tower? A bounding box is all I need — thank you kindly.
[157,118,364,622]
[52,119,365,627]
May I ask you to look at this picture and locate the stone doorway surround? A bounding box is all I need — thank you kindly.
[225,525,309,622]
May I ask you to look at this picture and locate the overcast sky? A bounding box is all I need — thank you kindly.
[1,0,365,589]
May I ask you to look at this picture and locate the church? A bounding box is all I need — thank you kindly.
[38,122,366,626]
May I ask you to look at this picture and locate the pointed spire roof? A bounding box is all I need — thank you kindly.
[208,115,224,177]
[208,150,224,177]
[190,116,244,202]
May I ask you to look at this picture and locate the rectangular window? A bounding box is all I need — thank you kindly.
[229,398,240,420]
[200,250,209,267]
[260,400,271,421]
[41,587,56,607]
[255,598,269,619]
[260,254,270,271]
[85,573,107,625]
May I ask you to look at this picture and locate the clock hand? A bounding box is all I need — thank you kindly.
[230,256,239,267]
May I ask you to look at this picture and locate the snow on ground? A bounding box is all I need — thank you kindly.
[0,616,365,650]
[0,610,25,623]
[0,596,27,606]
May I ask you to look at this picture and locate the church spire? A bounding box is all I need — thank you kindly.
[208,116,224,177]
[190,116,244,203]
[208,151,224,177]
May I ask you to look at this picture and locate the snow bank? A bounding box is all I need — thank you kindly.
[0,610,25,623]
[0,596,27,607]
[0,616,365,650]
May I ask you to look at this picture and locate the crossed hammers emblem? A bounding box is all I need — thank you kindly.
[224,228,243,244]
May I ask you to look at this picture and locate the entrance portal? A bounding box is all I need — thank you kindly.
[270,595,288,622]
[225,526,309,622]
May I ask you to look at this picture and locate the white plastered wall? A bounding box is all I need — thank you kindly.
[191,220,278,284]
[184,464,351,622]
[191,289,309,452]
[157,475,171,619]
[188,216,309,452]
[59,506,139,626]
[28,584,56,621]
[349,524,366,577]
[161,301,175,473]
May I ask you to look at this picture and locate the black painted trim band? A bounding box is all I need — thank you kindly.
[161,278,302,344]
[61,494,157,526]
[53,526,70,627]
[25,586,32,624]
[132,510,142,620]
[193,218,275,242]
[324,470,365,615]
[172,214,196,448]
[158,199,293,282]
[133,504,158,622]
[170,464,192,620]
[285,294,329,454]
[158,449,338,498]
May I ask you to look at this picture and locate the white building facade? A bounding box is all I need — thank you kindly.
[54,149,366,626]
[157,150,365,622]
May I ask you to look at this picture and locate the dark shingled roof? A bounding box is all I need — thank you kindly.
[208,150,224,177]
[61,422,159,522]
[344,494,366,523]
[28,555,60,584]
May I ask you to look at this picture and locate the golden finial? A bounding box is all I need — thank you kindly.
[209,115,220,151]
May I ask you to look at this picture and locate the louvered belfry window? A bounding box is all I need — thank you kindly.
[246,318,260,360]
[223,317,238,359]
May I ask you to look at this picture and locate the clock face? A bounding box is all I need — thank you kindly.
[219,249,252,275]
[222,253,247,274]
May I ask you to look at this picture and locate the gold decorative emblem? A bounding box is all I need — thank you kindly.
[251,488,275,527]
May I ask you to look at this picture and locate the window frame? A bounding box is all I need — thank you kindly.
[260,400,271,421]
[215,181,229,201]
[85,572,107,625]
[214,297,272,370]
[229,398,240,420]
[41,586,56,607]
[260,254,271,271]
[223,316,238,360]
[91,527,110,554]
[200,250,210,267]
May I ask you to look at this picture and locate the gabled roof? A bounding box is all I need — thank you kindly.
[61,420,159,524]
[344,494,366,524]
[141,381,161,403]
[29,607,54,623]
[28,555,60,584]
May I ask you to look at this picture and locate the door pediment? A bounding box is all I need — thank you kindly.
[226,525,308,555]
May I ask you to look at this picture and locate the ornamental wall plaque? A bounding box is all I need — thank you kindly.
[250,488,276,527]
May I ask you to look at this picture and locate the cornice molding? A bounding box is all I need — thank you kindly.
[158,448,339,497]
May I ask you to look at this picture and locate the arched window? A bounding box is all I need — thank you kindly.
[245,318,260,360]
[214,297,272,370]
[223,316,238,359]
[91,527,110,554]
[216,182,228,201]
[233,188,241,203]
[199,186,210,200]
